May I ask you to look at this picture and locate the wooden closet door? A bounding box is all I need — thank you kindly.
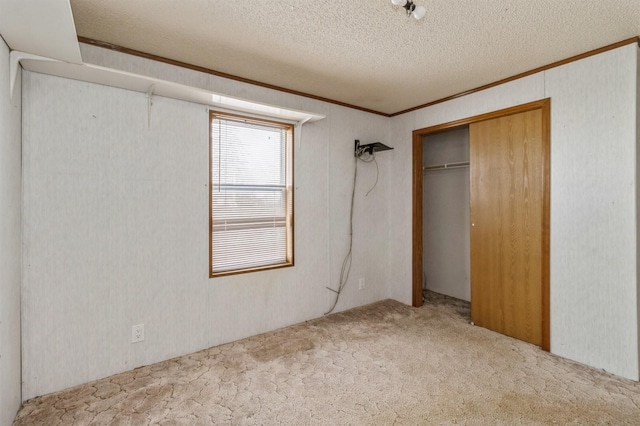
[470,109,544,347]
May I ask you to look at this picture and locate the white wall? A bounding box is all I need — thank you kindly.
[389,44,640,380]
[0,38,23,426]
[545,43,638,380]
[21,44,391,399]
[422,127,470,301]
[18,40,640,400]
[637,46,640,377]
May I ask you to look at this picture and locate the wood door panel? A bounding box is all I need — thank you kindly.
[470,109,543,346]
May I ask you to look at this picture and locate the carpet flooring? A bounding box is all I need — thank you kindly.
[14,292,640,425]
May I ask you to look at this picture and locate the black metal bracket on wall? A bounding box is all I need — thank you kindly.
[354,139,394,157]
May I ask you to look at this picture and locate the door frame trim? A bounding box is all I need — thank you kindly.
[412,98,551,351]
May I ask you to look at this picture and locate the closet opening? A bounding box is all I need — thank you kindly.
[421,126,470,304]
[412,99,550,351]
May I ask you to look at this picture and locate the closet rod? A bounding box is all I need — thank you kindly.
[423,161,470,171]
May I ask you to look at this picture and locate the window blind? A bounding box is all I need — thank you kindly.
[210,113,293,275]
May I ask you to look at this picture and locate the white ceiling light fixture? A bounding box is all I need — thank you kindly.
[391,0,427,20]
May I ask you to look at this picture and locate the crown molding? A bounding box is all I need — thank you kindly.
[78,36,640,118]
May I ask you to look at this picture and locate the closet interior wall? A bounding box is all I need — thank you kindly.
[422,126,470,301]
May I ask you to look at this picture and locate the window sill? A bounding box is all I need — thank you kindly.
[210,262,294,278]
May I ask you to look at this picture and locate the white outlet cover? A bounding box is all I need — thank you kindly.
[132,324,144,343]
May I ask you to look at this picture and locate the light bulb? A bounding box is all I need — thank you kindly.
[412,5,426,19]
[391,0,407,6]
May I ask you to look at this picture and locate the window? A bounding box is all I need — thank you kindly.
[209,111,294,277]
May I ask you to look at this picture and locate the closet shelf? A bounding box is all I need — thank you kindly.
[423,161,470,172]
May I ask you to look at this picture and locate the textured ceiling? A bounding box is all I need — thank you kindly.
[69,0,640,115]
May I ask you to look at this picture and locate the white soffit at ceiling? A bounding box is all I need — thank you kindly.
[20,58,325,123]
[0,0,82,64]
[1,0,323,123]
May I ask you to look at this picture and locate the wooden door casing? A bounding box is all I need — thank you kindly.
[412,100,550,350]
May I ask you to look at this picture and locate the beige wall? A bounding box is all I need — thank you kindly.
[0,39,23,426]
[389,44,640,380]
[20,44,393,399]
[16,40,640,403]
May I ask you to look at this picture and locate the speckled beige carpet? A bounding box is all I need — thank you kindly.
[14,292,640,425]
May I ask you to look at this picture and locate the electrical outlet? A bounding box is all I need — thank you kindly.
[132,324,144,343]
[358,278,366,290]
